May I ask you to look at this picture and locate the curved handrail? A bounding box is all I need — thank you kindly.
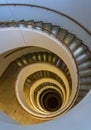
[0,3,91,36]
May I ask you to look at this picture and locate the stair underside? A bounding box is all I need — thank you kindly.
[0,20,91,125]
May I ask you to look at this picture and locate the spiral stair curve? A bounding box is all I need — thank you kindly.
[0,20,91,125]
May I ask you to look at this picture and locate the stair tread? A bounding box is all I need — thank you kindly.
[25,20,34,24]
[51,25,60,35]
[34,21,43,27]
[57,28,68,40]
[80,68,91,77]
[74,44,88,58]
[78,89,89,97]
[76,51,90,63]
[78,55,91,65]
[78,59,91,70]
[43,23,52,32]
[63,33,75,45]
[80,84,91,90]
[69,38,81,52]
[80,76,91,83]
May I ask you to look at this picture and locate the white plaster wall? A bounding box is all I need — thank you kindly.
[0,28,78,84]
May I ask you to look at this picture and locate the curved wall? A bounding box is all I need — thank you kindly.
[0,1,91,50]
[0,0,91,32]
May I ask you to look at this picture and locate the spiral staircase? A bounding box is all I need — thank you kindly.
[0,20,91,125]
